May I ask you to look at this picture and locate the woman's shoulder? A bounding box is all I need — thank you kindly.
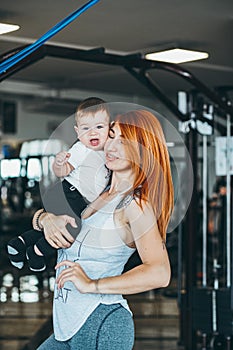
[118,192,152,216]
[123,197,158,239]
[116,192,135,209]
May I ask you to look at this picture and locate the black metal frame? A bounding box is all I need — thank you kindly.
[1,44,233,117]
[1,44,233,350]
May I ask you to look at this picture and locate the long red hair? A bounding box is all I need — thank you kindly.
[114,110,174,241]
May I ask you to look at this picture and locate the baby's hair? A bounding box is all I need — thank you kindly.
[75,97,109,122]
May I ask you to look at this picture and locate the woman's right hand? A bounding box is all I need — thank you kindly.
[40,212,77,249]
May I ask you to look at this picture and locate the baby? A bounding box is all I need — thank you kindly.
[7,97,110,271]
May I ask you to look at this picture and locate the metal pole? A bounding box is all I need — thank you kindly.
[125,67,186,121]
[184,129,198,350]
[226,114,231,287]
[202,135,208,287]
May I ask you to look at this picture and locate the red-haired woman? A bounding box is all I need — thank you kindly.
[35,109,174,350]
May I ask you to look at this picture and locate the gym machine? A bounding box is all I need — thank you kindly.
[178,88,233,350]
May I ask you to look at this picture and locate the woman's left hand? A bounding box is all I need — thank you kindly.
[55,260,94,294]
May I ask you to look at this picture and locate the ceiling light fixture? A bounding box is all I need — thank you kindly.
[0,23,20,35]
[145,48,209,64]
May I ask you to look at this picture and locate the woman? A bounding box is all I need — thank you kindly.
[35,109,174,350]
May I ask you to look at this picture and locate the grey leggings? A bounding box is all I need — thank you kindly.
[37,303,134,350]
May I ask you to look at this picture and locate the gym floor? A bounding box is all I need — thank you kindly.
[0,288,180,350]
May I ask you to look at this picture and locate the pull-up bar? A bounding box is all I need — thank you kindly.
[1,43,232,120]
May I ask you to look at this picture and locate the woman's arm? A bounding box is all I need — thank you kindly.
[56,200,171,294]
[92,200,170,294]
[38,211,77,249]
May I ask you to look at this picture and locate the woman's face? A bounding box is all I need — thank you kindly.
[104,123,132,172]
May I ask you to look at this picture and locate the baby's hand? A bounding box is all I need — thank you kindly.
[55,151,71,166]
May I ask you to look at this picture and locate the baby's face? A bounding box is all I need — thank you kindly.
[75,111,109,151]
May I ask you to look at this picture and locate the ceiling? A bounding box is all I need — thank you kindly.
[0,0,233,107]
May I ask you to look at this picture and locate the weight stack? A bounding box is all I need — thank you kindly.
[216,288,232,335]
[192,287,213,333]
[192,287,233,336]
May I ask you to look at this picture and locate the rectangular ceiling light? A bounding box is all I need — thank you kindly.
[145,48,209,64]
[0,23,20,35]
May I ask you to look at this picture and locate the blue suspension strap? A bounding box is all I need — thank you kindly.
[0,0,100,74]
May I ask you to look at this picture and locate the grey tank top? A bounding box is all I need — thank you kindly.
[53,193,136,341]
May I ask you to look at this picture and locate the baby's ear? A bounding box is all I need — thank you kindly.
[74,125,79,136]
